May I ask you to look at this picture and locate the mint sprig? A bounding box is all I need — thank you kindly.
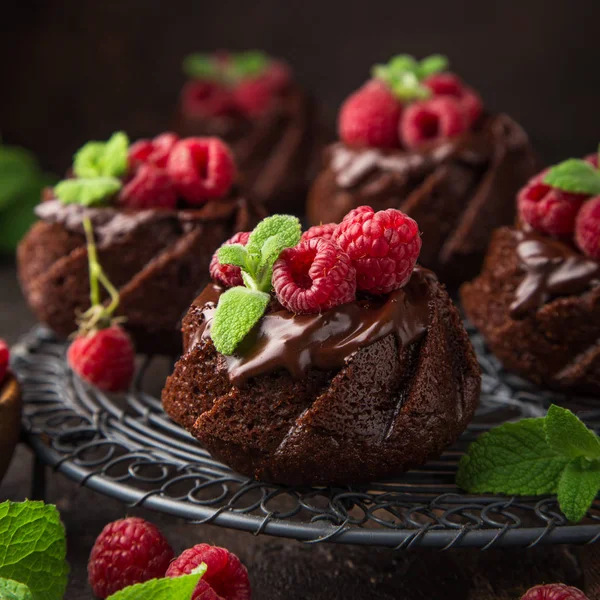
[211,215,301,355]
[457,405,600,523]
[0,578,34,600]
[183,51,271,83]
[54,177,121,206]
[543,146,600,195]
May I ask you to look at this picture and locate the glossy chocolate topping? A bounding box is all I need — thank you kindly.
[187,268,434,386]
[510,228,600,318]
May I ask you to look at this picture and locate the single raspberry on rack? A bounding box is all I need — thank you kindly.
[88,517,174,599]
[119,164,177,209]
[129,133,179,169]
[400,96,468,149]
[68,325,135,393]
[517,173,587,236]
[167,137,236,204]
[233,77,275,116]
[166,543,251,600]
[301,222,337,242]
[0,339,9,383]
[272,237,356,314]
[210,231,251,287]
[521,583,588,599]
[575,196,600,258]
[182,80,236,118]
[338,79,402,149]
[332,205,421,294]
[424,72,483,125]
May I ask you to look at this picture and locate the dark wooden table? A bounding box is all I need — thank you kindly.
[0,260,597,599]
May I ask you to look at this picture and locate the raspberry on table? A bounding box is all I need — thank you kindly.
[517,172,587,236]
[338,79,402,149]
[424,72,483,125]
[166,543,251,600]
[332,205,421,294]
[119,164,177,210]
[209,231,251,287]
[575,196,600,259]
[0,339,9,384]
[521,583,588,599]
[182,81,236,118]
[301,222,337,242]
[167,137,236,204]
[129,133,179,169]
[400,96,468,149]
[272,237,357,314]
[67,325,135,393]
[88,517,174,599]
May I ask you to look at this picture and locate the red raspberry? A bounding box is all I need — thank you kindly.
[119,164,177,210]
[167,137,236,204]
[67,325,135,392]
[521,583,588,599]
[272,238,356,314]
[233,77,275,117]
[575,196,600,258]
[424,72,483,126]
[338,79,402,149]
[332,205,421,294]
[166,543,251,600]
[0,339,9,384]
[209,231,251,287]
[129,133,179,169]
[585,153,599,168]
[301,223,337,242]
[262,60,291,92]
[517,172,587,236]
[88,517,174,599]
[400,96,468,149]
[182,80,236,118]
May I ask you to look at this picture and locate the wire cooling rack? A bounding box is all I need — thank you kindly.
[12,324,600,549]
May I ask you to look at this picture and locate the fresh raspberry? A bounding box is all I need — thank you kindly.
[521,583,588,599]
[272,238,356,314]
[209,231,251,287]
[301,223,337,242]
[119,164,177,210]
[67,325,135,392]
[167,137,236,204]
[182,80,236,118]
[88,517,174,599]
[233,77,275,117]
[0,339,9,384]
[338,79,402,149]
[585,153,599,168]
[332,205,421,294]
[166,543,251,600]
[575,196,600,258]
[262,60,291,92]
[424,72,483,126]
[400,96,468,149]
[517,172,587,236]
[129,133,179,169]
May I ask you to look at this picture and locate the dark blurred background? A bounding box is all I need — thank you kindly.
[2,0,599,174]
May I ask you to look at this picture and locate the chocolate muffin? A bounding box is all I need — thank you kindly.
[307,54,537,286]
[17,132,265,355]
[163,209,480,485]
[173,51,323,215]
[461,152,600,394]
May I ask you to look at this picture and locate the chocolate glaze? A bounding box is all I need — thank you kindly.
[186,268,434,386]
[510,228,600,318]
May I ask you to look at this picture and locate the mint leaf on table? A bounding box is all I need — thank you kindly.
[54,177,122,206]
[0,578,34,600]
[543,159,600,195]
[73,131,129,179]
[0,501,69,600]
[107,565,206,600]
[557,457,600,523]
[545,404,600,460]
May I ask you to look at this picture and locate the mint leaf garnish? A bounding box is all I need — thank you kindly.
[230,51,270,79]
[545,404,600,460]
[73,132,129,179]
[217,244,248,269]
[543,159,600,195]
[557,457,600,522]
[54,177,122,206]
[0,578,34,600]
[246,215,301,257]
[0,501,69,600]
[417,54,449,79]
[182,53,219,80]
[211,287,270,355]
[107,564,206,600]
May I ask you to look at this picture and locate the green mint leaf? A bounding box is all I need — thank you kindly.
[543,159,600,195]
[0,501,69,600]
[387,54,418,74]
[260,233,289,269]
[54,177,121,206]
[456,418,570,495]
[230,51,269,79]
[211,287,270,354]
[0,578,34,600]
[545,405,600,461]
[107,565,206,600]
[417,54,449,78]
[73,141,105,178]
[217,244,248,269]
[246,215,301,258]
[73,132,129,179]
[557,457,600,523]
[182,53,219,80]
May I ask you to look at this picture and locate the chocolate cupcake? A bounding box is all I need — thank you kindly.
[173,51,323,215]
[461,151,600,394]
[307,54,537,286]
[18,132,265,355]
[163,208,480,485]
